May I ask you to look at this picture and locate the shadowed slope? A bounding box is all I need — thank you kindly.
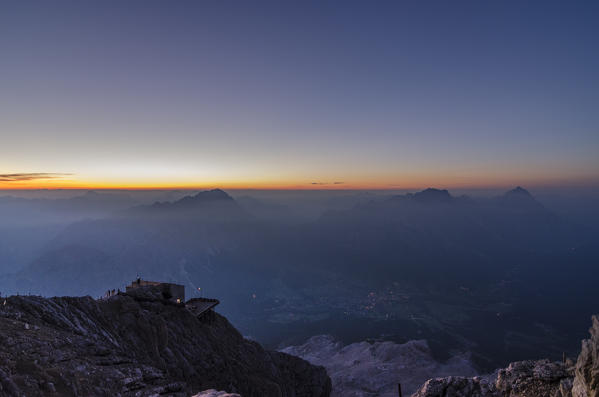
[0,293,331,396]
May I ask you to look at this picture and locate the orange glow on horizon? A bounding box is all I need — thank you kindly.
[1,174,597,191]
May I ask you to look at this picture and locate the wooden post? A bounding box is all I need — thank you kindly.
[398,382,402,397]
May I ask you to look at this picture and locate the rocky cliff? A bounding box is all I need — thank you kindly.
[412,315,599,397]
[0,293,331,397]
[572,316,599,397]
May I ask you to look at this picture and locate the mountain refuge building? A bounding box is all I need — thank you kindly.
[126,278,185,303]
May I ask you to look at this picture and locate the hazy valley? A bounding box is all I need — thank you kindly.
[1,187,597,378]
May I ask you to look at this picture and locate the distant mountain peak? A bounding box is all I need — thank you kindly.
[189,189,233,202]
[413,188,452,203]
[140,189,238,214]
[500,186,544,209]
[505,186,531,197]
[170,189,234,208]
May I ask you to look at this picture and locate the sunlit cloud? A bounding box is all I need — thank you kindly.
[0,173,71,182]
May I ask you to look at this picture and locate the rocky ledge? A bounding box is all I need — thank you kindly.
[0,293,331,396]
[412,315,599,397]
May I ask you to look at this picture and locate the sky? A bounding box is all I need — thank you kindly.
[1,0,598,190]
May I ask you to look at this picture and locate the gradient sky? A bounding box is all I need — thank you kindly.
[1,1,598,189]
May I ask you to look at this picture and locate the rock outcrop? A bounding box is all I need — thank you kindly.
[572,316,599,397]
[412,376,498,397]
[281,335,477,396]
[412,315,599,397]
[412,359,574,397]
[0,293,331,396]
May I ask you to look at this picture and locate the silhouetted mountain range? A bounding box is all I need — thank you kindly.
[0,187,596,371]
[0,187,584,291]
[128,189,249,222]
[151,189,235,209]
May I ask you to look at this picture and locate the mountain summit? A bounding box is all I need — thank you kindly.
[149,189,236,211]
[129,189,248,221]
[413,188,453,203]
[505,186,532,197]
[500,186,542,208]
[172,189,234,208]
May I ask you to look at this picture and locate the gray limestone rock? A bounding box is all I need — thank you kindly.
[572,315,599,397]
[411,359,574,397]
[0,294,331,397]
[282,335,477,396]
[412,376,499,397]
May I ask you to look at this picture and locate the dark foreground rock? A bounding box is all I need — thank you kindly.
[0,294,331,397]
[412,315,599,397]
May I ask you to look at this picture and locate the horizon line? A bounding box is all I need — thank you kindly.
[1,183,598,192]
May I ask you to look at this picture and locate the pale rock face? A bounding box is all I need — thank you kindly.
[412,376,499,397]
[495,359,572,397]
[281,335,478,396]
[572,316,599,397]
[412,359,573,397]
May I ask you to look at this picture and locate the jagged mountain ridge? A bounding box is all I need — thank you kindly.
[310,185,575,283]
[0,187,594,372]
[0,291,331,397]
[412,188,453,203]
[148,189,236,210]
[127,189,249,221]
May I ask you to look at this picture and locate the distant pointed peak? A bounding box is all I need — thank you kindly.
[505,186,531,197]
[500,186,543,208]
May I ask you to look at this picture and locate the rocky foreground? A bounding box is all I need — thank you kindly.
[1,288,597,397]
[0,293,331,396]
[281,335,477,396]
[412,315,599,397]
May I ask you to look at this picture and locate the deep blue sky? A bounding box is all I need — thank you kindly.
[1,1,598,188]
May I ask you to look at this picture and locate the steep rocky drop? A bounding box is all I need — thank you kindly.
[0,293,331,396]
